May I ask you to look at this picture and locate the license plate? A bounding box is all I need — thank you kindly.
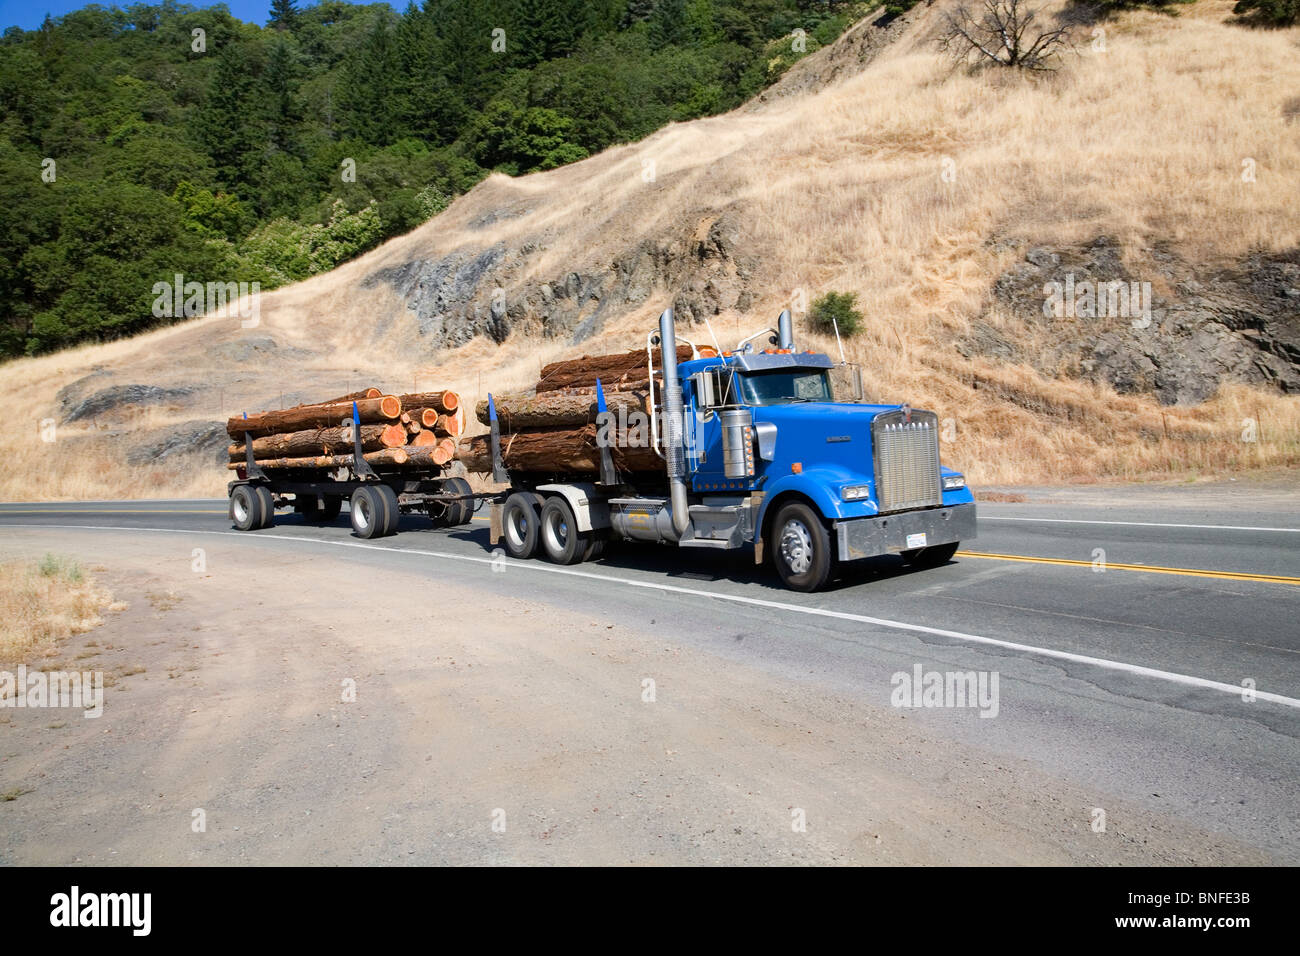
[906,532,928,549]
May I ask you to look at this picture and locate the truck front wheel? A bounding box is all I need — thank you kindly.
[771,501,833,592]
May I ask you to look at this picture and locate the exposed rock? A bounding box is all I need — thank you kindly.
[211,335,307,363]
[125,420,228,467]
[982,238,1300,405]
[62,384,198,423]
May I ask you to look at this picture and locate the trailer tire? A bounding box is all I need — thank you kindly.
[377,484,402,536]
[901,542,959,568]
[229,485,261,531]
[296,495,320,521]
[320,495,343,521]
[501,492,542,559]
[540,496,591,565]
[252,486,275,529]
[445,477,474,526]
[350,485,392,539]
[771,501,833,592]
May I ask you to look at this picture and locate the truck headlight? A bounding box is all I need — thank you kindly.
[841,484,872,501]
[942,474,966,490]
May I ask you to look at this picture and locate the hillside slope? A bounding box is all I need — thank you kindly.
[3,0,1298,500]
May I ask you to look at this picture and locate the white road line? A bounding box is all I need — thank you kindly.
[16,522,1300,711]
[982,516,1300,534]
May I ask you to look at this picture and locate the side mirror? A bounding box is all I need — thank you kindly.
[692,370,717,408]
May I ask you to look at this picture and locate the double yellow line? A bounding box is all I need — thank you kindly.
[957,551,1300,586]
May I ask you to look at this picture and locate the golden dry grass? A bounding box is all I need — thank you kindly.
[0,0,1296,497]
[0,555,123,668]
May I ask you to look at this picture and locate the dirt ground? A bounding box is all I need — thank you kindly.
[0,529,1269,865]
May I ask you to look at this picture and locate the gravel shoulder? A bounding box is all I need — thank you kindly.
[0,529,1272,865]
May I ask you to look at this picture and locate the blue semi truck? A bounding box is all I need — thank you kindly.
[492,307,976,591]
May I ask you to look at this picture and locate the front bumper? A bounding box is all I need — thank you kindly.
[833,503,977,562]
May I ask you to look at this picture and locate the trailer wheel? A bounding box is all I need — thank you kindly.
[229,485,261,531]
[771,501,833,592]
[901,542,959,568]
[320,495,343,521]
[377,484,402,536]
[501,492,541,559]
[252,486,275,529]
[350,485,394,539]
[296,495,320,521]
[444,477,474,526]
[540,496,591,565]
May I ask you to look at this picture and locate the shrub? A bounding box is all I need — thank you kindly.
[809,291,863,337]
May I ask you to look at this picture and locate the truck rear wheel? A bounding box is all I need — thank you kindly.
[771,501,833,592]
[351,485,396,539]
[501,493,542,559]
[229,485,261,531]
[540,496,591,565]
[901,542,959,568]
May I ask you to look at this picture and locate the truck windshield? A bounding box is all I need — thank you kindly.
[738,370,832,405]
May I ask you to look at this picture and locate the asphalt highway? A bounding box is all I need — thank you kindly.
[2,488,1297,861]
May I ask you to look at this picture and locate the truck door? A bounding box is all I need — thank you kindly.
[688,367,747,493]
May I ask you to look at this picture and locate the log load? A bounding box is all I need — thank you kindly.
[408,407,464,436]
[457,425,662,475]
[225,447,410,471]
[227,395,401,439]
[397,390,459,413]
[535,346,691,392]
[228,423,406,462]
[474,390,649,429]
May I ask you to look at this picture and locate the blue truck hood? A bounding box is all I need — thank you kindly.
[751,402,895,481]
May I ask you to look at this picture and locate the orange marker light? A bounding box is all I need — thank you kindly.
[792,462,802,474]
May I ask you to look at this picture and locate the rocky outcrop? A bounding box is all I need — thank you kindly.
[362,213,757,351]
[979,237,1300,405]
[60,383,199,423]
[125,420,228,466]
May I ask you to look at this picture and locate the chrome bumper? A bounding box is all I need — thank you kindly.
[834,503,977,562]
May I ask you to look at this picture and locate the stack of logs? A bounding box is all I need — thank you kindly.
[457,345,692,477]
[226,387,463,473]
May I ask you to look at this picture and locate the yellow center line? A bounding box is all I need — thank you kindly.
[957,550,1300,586]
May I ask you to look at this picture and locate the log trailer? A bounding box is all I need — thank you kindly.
[227,308,976,592]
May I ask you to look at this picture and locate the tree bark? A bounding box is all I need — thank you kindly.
[228,424,406,462]
[397,390,458,413]
[474,390,649,428]
[225,447,411,470]
[457,425,662,475]
[316,387,382,405]
[535,346,690,392]
[226,395,402,439]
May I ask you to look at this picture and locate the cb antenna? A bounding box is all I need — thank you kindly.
[832,317,847,364]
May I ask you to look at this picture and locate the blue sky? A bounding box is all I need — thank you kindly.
[0,0,374,32]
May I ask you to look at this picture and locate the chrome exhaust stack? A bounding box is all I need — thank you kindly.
[777,308,794,350]
[658,308,691,538]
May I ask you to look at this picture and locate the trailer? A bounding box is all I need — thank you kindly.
[226,402,482,538]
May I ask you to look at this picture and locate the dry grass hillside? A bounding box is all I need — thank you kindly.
[2,0,1297,500]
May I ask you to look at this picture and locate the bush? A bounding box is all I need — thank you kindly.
[809,291,863,337]
[1232,0,1298,24]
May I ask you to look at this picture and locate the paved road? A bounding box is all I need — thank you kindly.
[2,489,1298,862]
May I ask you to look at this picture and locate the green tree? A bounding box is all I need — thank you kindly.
[269,0,300,31]
[809,291,862,336]
[1232,0,1298,24]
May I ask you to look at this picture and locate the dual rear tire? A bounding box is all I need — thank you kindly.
[502,492,605,565]
[230,484,275,531]
[350,484,401,539]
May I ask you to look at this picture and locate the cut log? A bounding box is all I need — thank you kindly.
[401,443,454,467]
[225,447,411,470]
[228,423,406,462]
[397,390,458,413]
[409,429,437,447]
[474,390,649,428]
[408,407,464,436]
[317,387,382,405]
[535,346,691,392]
[457,425,662,475]
[227,395,402,439]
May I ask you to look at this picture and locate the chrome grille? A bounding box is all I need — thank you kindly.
[872,409,941,513]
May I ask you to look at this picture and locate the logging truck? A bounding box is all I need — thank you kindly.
[482,308,976,592]
[226,308,975,592]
